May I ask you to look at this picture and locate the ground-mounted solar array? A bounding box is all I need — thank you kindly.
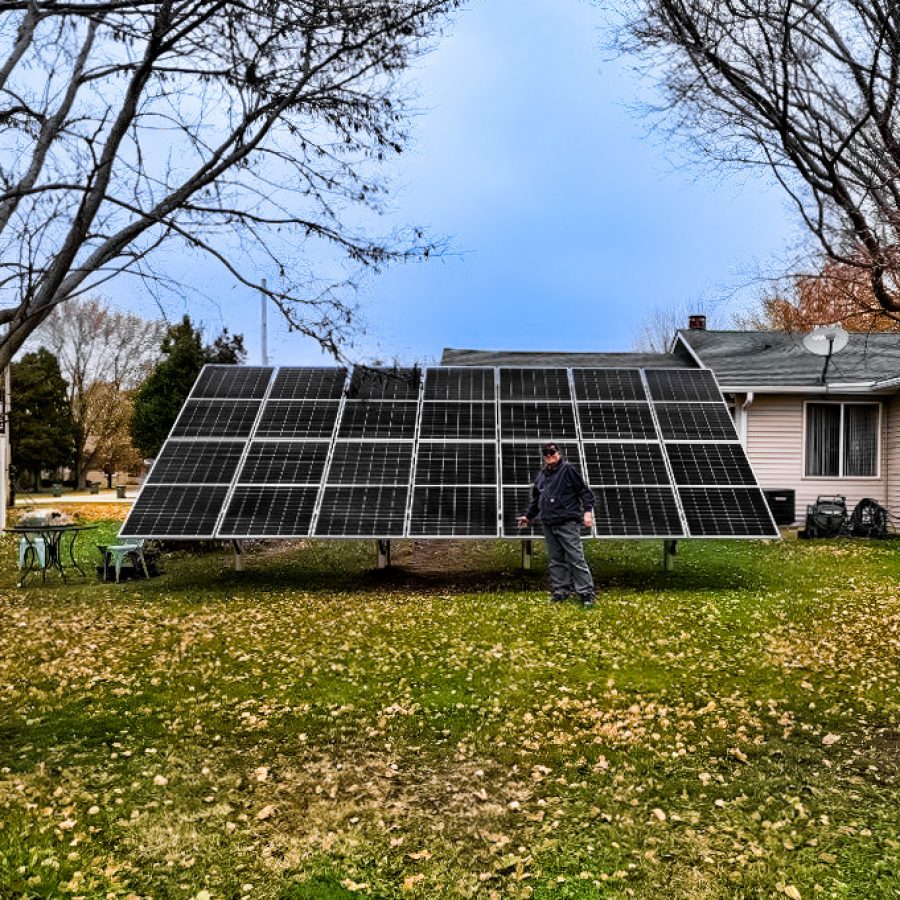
[121,365,780,541]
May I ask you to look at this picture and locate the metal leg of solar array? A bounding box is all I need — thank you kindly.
[377,540,391,569]
[233,540,244,572]
[663,539,677,571]
[521,540,532,570]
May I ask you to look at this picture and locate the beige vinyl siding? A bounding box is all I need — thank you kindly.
[744,395,888,523]
[887,395,900,515]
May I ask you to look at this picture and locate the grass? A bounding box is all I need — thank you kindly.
[0,510,898,899]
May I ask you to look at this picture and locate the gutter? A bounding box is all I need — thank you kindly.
[718,383,881,394]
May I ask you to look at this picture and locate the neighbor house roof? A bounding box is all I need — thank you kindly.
[440,348,694,368]
[676,329,900,391]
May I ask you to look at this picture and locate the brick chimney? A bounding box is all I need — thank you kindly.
[688,314,706,330]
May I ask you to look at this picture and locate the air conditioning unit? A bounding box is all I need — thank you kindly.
[763,489,796,525]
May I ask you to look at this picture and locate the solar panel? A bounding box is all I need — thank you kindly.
[269,367,347,400]
[573,368,646,402]
[576,403,656,440]
[654,403,738,441]
[191,366,273,399]
[327,442,413,485]
[500,402,577,439]
[500,368,571,400]
[593,487,684,537]
[123,364,777,543]
[500,442,580,484]
[646,368,722,403]
[666,442,756,486]
[419,402,496,440]
[219,486,318,536]
[424,367,495,400]
[172,400,261,438]
[314,486,408,536]
[337,401,418,439]
[120,485,229,538]
[238,441,330,484]
[256,401,340,438]
[409,486,499,536]
[348,366,421,400]
[415,442,497,484]
[149,439,245,484]
[679,487,779,537]
[583,442,669,485]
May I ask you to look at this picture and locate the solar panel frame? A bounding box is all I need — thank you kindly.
[572,368,647,402]
[646,368,723,403]
[499,368,572,400]
[424,367,495,401]
[145,439,246,484]
[576,402,657,440]
[237,440,331,485]
[418,401,497,440]
[409,486,500,537]
[592,486,685,538]
[666,442,757,486]
[255,400,341,439]
[120,485,231,538]
[269,367,347,400]
[337,401,419,439]
[582,441,670,486]
[654,403,739,441]
[499,401,578,440]
[314,485,409,537]
[327,441,414,485]
[414,442,498,485]
[218,486,320,537]
[348,366,421,400]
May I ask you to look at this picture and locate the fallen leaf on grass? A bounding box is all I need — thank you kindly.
[822,733,840,746]
[408,849,432,860]
[256,805,275,820]
[341,879,369,892]
[403,874,425,890]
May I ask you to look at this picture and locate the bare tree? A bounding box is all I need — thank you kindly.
[621,0,900,315]
[0,1,459,369]
[632,300,715,352]
[36,296,163,486]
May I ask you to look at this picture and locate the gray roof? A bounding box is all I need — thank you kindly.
[677,329,900,388]
[440,348,694,368]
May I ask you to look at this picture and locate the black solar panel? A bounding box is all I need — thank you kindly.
[149,440,245,484]
[172,400,260,438]
[219,486,318,536]
[327,442,413,484]
[348,367,421,400]
[314,486,408,536]
[502,486,540,537]
[573,368,646,402]
[593,487,684,537]
[120,485,229,538]
[409,486,499,536]
[583,443,670,485]
[238,441,330,484]
[576,403,656,440]
[424,367,495,400]
[500,368,571,400]
[680,487,779,537]
[666,442,756,486]
[415,442,497,484]
[655,404,738,441]
[270,367,347,400]
[646,369,722,403]
[337,402,418,439]
[500,442,580,485]
[191,366,273,399]
[500,402,577,439]
[419,402,496,440]
[256,401,339,438]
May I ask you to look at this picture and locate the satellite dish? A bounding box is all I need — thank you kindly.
[802,323,849,356]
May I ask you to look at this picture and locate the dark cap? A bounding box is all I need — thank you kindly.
[541,442,560,456]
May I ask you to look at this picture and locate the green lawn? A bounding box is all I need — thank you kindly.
[0,522,898,899]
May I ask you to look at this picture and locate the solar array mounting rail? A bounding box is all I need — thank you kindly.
[120,365,780,541]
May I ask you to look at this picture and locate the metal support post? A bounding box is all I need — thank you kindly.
[521,540,533,570]
[233,540,244,572]
[663,539,677,571]
[377,539,391,569]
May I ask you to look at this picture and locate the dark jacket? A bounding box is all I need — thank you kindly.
[524,460,594,525]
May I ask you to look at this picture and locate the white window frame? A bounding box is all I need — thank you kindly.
[802,400,881,480]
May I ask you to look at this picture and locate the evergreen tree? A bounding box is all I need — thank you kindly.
[131,317,245,457]
[10,348,77,487]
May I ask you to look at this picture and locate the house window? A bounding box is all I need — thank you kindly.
[805,402,879,477]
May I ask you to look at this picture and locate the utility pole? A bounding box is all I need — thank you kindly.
[260,277,268,367]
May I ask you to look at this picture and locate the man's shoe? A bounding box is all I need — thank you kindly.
[580,596,596,609]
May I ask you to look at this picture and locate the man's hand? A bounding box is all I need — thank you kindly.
[517,516,530,529]
[583,511,593,528]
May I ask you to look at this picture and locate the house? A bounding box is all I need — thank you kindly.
[674,325,900,524]
[442,325,900,525]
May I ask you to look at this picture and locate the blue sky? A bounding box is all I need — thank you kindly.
[126,0,801,366]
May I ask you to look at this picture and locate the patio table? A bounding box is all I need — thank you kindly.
[6,523,98,587]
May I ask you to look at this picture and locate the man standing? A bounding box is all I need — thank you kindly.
[517,441,596,608]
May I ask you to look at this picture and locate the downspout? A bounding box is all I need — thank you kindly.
[737,392,754,447]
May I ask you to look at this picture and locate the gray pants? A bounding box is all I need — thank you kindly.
[542,520,595,600]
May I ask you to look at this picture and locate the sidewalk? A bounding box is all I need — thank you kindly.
[14,491,134,506]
